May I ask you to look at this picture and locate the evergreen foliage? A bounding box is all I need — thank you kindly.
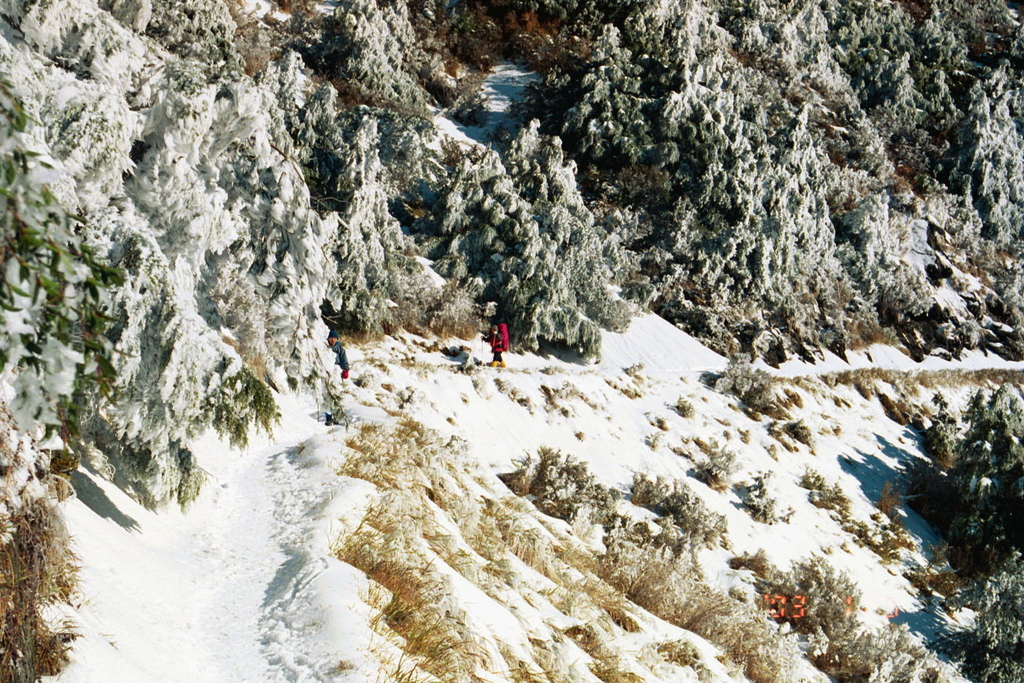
[922,393,959,470]
[429,121,628,359]
[950,553,1024,683]
[298,0,431,111]
[946,386,1024,572]
[950,72,1024,248]
[146,0,243,77]
[519,0,1024,361]
[0,80,121,437]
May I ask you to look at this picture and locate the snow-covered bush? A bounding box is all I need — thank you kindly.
[693,441,738,492]
[762,555,956,681]
[741,472,779,525]
[762,556,860,664]
[714,354,780,418]
[673,396,694,418]
[630,472,726,548]
[799,469,852,519]
[499,446,618,524]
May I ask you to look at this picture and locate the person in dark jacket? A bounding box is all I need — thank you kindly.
[325,331,349,426]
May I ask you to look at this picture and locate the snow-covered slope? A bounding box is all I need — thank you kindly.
[52,315,988,683]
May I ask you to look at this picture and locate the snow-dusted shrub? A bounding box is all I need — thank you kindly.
[0,80,121,436]
[761,556,861,665]
[741,473,779,525]
[799,469,852,519]
[693,442,738,493]
[906,543,964,600]
[421,282,480,339]
[673,396,694,419]
[818,623,956,683]
[715,355,780,418]
[98,0,153,31]
[782,420,814,447]
[499,447,618,525]
[629,473,726,548]
[729,549,773,579]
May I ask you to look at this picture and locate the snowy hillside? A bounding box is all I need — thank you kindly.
[4,0,1024,682]
[52,316,1024,683]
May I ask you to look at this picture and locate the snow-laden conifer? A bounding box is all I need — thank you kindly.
[0,79,120,435]
[947,386,1024,566]
[145,0,243,77]
[950,71,1024,247]
[325,117,425,334]
[951,553,1024,683]
[432,121,626,359]
[310,0,429,111]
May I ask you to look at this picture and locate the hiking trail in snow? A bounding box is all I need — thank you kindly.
[58,394,363,683]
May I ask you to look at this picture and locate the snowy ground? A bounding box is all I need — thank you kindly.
[50,314,1015,682]
[435,63,542,146]
[56,393,369,682]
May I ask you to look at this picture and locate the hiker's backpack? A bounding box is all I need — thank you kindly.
[497,323,509,352]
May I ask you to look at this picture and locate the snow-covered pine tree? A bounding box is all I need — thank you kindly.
[0,79,120,435]
[430,122,627,359]
[556,25,652,171]
[324,116,426,335]
[922,393,960,470]
[0,77,117,683]
[145,0,243,77]
[306,0,430,111]
[949,70,1024,248]
[833,193,932,330]
[951,553,1024,683]
[0,24,328,506]
[948,386,1024,572]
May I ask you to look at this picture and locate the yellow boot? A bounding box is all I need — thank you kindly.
[490,361,499,367]
[500,361,507,367]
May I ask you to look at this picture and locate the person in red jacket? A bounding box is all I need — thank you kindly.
[486,323,509,367]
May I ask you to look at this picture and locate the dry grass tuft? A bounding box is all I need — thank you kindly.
[1,411,80,683]
[657,639,701,668]
[729,549,774,579]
